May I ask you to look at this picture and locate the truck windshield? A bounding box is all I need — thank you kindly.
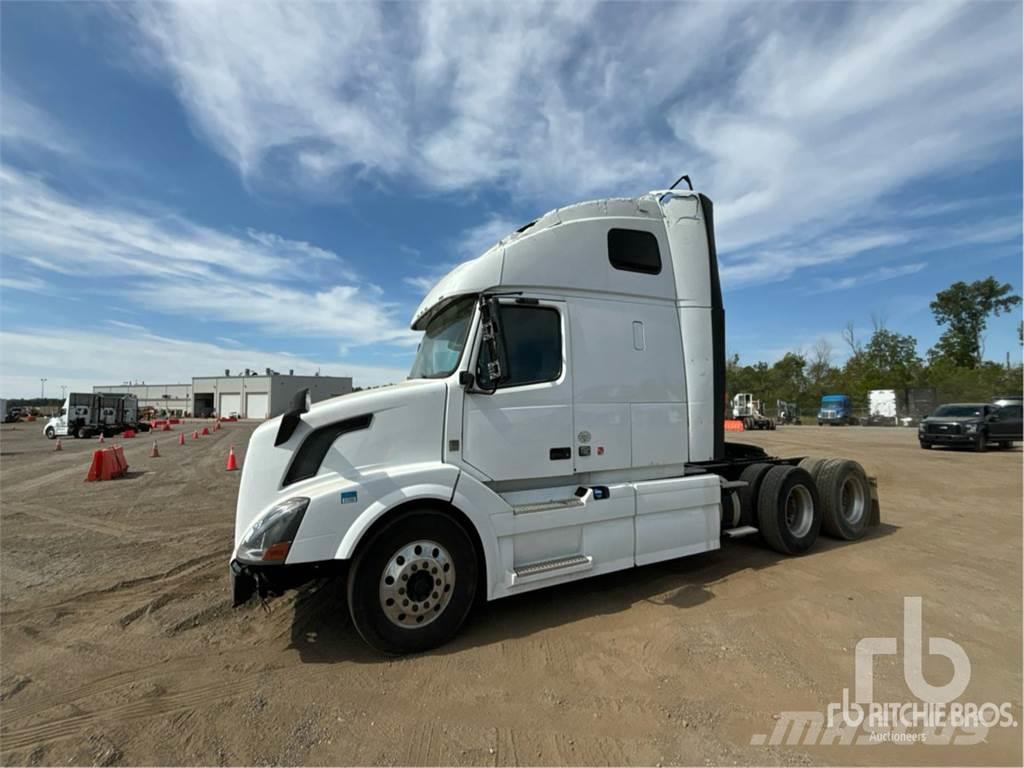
[933,405,984,417]
[409,296,476,379]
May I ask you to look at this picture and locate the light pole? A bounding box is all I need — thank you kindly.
[40,378,47,399]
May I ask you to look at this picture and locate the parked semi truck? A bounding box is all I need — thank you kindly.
[730,393,776,430]
[231,186,880,653]
[817,394,856,425]
[43,393,150,438]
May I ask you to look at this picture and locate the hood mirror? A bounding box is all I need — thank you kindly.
[275,387,310,446]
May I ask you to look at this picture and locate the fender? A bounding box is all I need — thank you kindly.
[330,464,512,602]
[334,462,461,560]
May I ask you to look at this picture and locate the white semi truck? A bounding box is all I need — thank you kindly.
[44,393,149,439]
[231,187,880,653]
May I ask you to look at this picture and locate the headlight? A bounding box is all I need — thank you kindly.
[964,423,978,433]
[239,497,309,563]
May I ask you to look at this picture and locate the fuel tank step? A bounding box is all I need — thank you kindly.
[511,497,585,515]
[509,554,593,586]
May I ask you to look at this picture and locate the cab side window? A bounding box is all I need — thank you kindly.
[608,228,662,275]
[477,305,562,388]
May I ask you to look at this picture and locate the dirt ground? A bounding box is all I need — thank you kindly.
[1,421,1020,766]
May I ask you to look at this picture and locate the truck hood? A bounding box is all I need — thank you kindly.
[921,416,983,424]
[234,379,448,545]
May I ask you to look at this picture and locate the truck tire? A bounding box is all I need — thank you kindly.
[817,459,870,540]
[76,426,90,439]
[757,466,821,556]
[45,426,55,439]
[738,462,773,525]
[347,509,478,654]
[973,433,987,453]
[797,456,829,484]
[919,440,931,450]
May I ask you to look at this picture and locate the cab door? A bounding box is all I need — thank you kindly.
[462,298,573,481]
[990,404,1023,440]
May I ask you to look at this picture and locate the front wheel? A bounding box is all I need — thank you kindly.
[973,433,987,453]
[45,427,55,439]
[919,440,931,449]
[347,509,478,654]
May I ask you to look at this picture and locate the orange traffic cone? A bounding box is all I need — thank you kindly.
[201,426,210,436]
[98,434,104,443]
[162,423,171,432]
[214,421,221,431]
[225,446,239,471]
[178,432,185,446]
[55,438,63,452]
[150,441,160,458]
[192,430,199,440]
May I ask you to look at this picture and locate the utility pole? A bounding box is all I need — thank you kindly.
[40,377,47,399]
[61,385,67,399]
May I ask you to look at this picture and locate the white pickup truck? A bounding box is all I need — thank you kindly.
[231,186,880,653]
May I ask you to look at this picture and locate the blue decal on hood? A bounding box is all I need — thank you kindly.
[341,490,358,504]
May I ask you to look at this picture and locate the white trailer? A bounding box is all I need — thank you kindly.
[231,185,880,653]
[868,389,901,426]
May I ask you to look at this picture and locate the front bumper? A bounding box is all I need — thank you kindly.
[919,432,974,444]
[230,558,346,606]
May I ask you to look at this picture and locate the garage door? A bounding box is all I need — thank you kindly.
[245,392,269,420]
[219,393,241,417]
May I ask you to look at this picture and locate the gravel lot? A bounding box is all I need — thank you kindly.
[1,421,1020,766]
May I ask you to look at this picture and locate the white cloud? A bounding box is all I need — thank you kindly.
[810,262,927,294]
[119,0,1021,263]
[0,327,409,399]
[0,167,418,346]
[0,89,79,157]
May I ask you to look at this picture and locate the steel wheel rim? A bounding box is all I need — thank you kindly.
[840,476,866,524]
[379,540,455,629]
[784,485,814,538]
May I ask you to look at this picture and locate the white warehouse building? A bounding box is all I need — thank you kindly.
[96,369,353,420]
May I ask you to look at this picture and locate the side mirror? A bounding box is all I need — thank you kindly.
[458,371,475,388]
[479,296,507,388]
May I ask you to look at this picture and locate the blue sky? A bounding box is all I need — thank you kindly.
[1,1,1021,398]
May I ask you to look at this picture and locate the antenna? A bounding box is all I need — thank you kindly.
[668,174,693,191]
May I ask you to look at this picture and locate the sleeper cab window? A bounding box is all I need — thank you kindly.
[608,228,662,275]
[477,305,562,389]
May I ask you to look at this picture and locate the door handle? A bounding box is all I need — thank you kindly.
[549,447,571,460]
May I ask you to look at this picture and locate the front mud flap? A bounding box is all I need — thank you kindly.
[230,561,257,606]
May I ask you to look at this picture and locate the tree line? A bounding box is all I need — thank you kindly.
[727,276,1022,416]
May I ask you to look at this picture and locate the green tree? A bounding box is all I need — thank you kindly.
[770,352,807,402]
[861,328,922,390]
[928,277,1021,368]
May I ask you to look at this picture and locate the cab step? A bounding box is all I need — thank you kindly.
[509,554,593,585]
[722,525,758,538]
